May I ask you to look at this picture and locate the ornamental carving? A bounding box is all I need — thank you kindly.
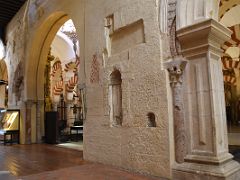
[90,53,100,84]
[167,60,186,86]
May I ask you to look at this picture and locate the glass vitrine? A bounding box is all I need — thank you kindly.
[0,109,20,145]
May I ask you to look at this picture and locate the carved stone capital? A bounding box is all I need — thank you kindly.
[164,58,187,86]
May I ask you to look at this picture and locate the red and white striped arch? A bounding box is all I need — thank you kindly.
[53,80,64,95]
[222,58,240,70]
[64,56,80,73]
[66,73,78,92]
[51,60,62,77]
[223,75,237,85]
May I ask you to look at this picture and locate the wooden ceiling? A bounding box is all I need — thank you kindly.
[0,0,26,41]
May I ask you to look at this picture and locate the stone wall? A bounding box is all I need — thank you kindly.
[3,0,171,178]
[5,3,27,106]
[83,0,170,178]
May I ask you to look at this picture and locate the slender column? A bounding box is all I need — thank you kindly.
[165,59,187,163]
[173,19,240,180]
[65,102,72,126]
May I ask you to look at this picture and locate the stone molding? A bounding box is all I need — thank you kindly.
[177,19,232,59]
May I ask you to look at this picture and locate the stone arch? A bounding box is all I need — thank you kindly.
[23,12,70,143]
[219,2,240,63]
[25,12,70,101]
[24,7,84,143]
[219,0,240,20]
[110,69,122,84]
[219,1,240,145]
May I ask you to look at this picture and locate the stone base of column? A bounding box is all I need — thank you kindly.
[172,159,240,180]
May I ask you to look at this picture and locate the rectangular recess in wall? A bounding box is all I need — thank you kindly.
[110,19,145,55]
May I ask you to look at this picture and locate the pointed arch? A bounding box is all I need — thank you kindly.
[25,12,70,101]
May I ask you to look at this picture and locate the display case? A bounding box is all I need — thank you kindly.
[0,109,20,145]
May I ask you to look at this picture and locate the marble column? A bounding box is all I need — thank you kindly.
[165,59,187,164]
[173,19,240,180]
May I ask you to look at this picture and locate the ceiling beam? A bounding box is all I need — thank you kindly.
[0,0,26,43]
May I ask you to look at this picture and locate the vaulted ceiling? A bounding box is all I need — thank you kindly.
[0,0,26,41]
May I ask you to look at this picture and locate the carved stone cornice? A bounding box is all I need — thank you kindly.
[177,19,232,59]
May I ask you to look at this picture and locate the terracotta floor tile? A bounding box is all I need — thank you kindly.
[0,144,166,180]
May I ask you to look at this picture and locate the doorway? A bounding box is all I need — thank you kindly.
[43,19,84,150]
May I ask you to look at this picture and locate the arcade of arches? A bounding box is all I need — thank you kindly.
[1,0,240,179]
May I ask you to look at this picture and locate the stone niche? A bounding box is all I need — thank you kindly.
[109,69,122,126]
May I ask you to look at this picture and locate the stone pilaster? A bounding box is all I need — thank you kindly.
[173,19,240,180]
[165,59,187,164]
[36,100,44,143]
[25,100,34,144]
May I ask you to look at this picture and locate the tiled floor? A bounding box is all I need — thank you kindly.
[0,144,84,177]
[0,144,164,180]
[21,163,161,180]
